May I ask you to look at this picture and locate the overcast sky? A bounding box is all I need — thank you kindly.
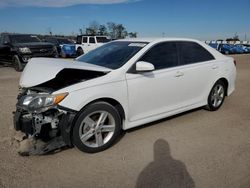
[0,0,249,40]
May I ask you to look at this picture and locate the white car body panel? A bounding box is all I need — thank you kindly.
[20,38,236,130]
[20,58,111,88]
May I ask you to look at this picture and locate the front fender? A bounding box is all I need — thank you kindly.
[58,80,129,120]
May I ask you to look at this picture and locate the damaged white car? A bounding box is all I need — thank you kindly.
[13,38,236,154]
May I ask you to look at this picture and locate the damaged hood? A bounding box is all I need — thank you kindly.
[20,58,112,88]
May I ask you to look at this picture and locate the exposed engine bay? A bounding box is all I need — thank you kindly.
[13,68,108,155]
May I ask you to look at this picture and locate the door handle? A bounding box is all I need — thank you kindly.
[212,65,218,69]
[175,71,184,77]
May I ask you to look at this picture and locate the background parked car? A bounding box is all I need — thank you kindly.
[75,35,111,56]
[218,44,235,54]
[208,43,219,50]
[236,44,250,53]
[44,37,77,58]
[0,33,57,71]
[232,44,245,54]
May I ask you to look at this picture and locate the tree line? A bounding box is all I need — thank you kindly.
[79,21,137,39]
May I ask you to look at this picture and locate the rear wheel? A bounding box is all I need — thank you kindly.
[13,55,23,72]
[76,47,84,56]
[72,102,122,153]
[205,80,226,111]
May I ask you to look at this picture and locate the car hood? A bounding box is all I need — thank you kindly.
[13,42,54,48]
[20,58,112,88]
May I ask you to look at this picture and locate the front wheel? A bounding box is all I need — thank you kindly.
[13,55,23,72]
[72,102,122,153]
[205,81,226,111]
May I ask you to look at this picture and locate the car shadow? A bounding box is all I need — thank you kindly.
[135,139,195,188]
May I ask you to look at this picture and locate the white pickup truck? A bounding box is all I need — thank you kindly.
[75,35,111,56]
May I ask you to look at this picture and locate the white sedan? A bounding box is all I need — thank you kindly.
[14,38,236,154]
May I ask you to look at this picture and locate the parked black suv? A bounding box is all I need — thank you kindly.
[0,34,58,71]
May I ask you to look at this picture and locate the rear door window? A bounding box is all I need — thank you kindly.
[178,42,215,65]
[82,37,87,43]
[89,37,95,44]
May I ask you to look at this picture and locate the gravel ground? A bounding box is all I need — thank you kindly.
[0,55,250,188]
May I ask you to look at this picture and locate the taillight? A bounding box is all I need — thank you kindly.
[234,60,236,66]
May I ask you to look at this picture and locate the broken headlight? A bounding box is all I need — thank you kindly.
[19,93,68,113]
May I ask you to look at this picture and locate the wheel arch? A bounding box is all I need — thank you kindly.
[76,46,84,53]
[216,77,229,96]
[81,97,126,121]
[63,97,126,146]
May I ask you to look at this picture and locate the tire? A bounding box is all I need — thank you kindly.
[76,48,84,57]
[72,101,122,153]
[61,51,67,58]
[13,55,23,72]
[225,51,229,55]
[205,80,226,111]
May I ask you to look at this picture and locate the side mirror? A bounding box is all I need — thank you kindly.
[136,61,155,72]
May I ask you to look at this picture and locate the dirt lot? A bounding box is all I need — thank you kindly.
[0,55,250,188]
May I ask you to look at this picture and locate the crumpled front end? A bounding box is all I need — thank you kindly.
[13,88,76,155]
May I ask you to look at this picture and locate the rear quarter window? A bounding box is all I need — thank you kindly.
[178,42,215,65]
[96,37,110,43]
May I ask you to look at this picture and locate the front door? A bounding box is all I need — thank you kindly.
[126,42,182,122]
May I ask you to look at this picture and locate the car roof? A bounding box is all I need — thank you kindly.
[77,35,108,37]
[116,37,201,43]
[45,37,69,39]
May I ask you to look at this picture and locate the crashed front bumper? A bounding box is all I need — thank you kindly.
[13,105,77,150]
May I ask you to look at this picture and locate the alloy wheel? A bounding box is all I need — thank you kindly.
[78,111,116,148]
[211,84,225,108]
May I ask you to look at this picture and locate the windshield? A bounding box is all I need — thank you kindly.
[58,38,73,44]
[76,41,148,69]
[10,35,41,43]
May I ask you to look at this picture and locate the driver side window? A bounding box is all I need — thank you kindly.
[139,42,178,70]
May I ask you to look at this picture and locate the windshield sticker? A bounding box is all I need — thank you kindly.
[128,43,147,47]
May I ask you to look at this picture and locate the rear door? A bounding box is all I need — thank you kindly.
[175,41,217,106]
[86,37,97,53]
